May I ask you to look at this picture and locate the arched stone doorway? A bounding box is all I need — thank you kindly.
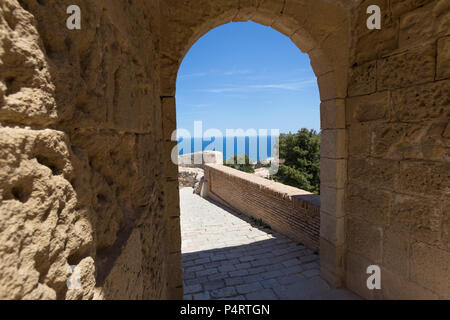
[1,0,448,300]
[159,0,351,295]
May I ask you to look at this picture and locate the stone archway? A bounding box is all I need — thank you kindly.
[1,0,448,301]
[159,0,351,292]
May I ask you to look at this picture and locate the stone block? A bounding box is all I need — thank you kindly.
[257,0,284,18]
[383,228,410,276]
[381,267,438,300]
[309,47,333,76]
[168,217,182,254]
[412,200,446,246]
[320,238,345,287]
[320,23,349,69]
[411,242,450,298]
[290,27,318,54]
[236,282,263,295]
[347,217,383,263]
[398,160,450,197]
[320,129,346,159]
[399,3,435,48]
[161,97,177,141]
[318,71,347,101]
[442,209,450,252]
[354,21,398,64]
[320,185,345,218]
[347,184,391,226]
[271,13,302,38]
[163,140,179,180]
[320,99,345,130]
[234,0,259,21]
[160,56,180,97]
[391,80,450,122]
[399,1,450,48]
[391,194,444,246]
[320,211,345,246]
[365,121,448,161]
[110,63,156,133]
[283,0,344,44]
[348,157,399,189]
[346,91,390,123]
[320,158,347,189]
[377,44,435,90]
[348,61,377,97]
[390,0,435,18]
[437,36,450,80]
[370,123,413,159]
[348,123,371,157]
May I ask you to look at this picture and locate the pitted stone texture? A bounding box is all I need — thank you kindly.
[353,21,399,65]
[398,0,450,48]
[0,0,173,300]
[348,61,377,97]
[347,0,449,297]
[180,188,360,300]
[0,127,94,299]
[0,1,56,126]
[377,44,435,90]
[391,80,450,123]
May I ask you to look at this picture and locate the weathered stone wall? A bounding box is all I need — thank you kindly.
[0,0,182,299]
[1,0,448,300]
[204,164,321,251]
[345,0,449,299]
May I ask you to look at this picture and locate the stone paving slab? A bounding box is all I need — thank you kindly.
[180,187,360,300]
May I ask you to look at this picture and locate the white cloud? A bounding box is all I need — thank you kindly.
[178,72,209,79]
[223,69,252,76]
[200,79,316,93]
[178,69,253,79]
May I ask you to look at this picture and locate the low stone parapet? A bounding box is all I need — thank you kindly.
[203,164,321,251]
[178,151,223,168]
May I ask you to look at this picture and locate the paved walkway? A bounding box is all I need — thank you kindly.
[180,187,360,300]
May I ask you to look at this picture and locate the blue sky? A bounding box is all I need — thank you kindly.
[176,21,320,137]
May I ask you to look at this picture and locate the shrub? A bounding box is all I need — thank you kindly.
[224,154,255,173]
[272,129,320,194]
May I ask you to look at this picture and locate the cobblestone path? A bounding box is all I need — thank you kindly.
[180,188,360,300]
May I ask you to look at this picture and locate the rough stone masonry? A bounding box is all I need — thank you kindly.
[0,0,449,300]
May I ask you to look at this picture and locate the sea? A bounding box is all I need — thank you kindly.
[177,136,278,162]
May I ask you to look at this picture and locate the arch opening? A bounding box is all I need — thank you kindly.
[159,6,351,297]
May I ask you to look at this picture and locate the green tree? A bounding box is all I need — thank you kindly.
[272,129,320,194]
[224,154,255,173]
